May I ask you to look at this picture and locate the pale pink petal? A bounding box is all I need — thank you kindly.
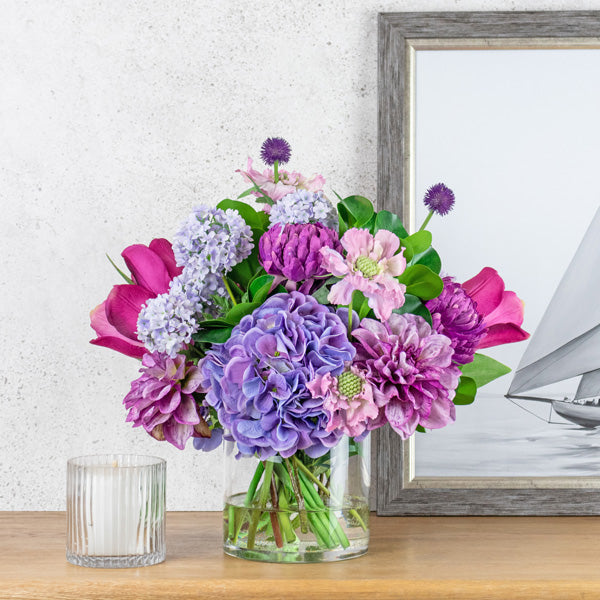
[484,290,525,328]
[341,228,374,263]
[305,174,326,192]
[373,229,401,260]
[382,250,406,277]
[328,279,355,306]
[461,267,504,317]
[320,247,350,277]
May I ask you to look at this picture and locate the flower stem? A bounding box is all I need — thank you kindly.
[222,276,238,306]
[285,457,309,534]
[277,485,297,544]
[247,460,274,550]
[273,160,279,183]
[418,210,434,232]
[269,474,284,548]
[347,293,354,338]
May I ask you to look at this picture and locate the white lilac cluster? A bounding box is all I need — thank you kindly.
[173,205,254,272]
[137,206,253,357]
[269,190,338,231]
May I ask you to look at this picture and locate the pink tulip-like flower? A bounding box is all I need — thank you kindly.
[320,228,407,321]
[90,239,182,358]
[461,267,530,350]
[237,157,326,204]
[307,364,379,438]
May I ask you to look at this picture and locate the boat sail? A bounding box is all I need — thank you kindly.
[506,206,600,428]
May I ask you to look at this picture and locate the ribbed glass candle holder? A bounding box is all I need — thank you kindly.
[66,454,166,568]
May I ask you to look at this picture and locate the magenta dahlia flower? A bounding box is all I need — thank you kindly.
[307,364,379,438]
[123,353,204,450]
[259,222,341,282]
[353,313,461,439]
[320,228,407,320]
[425,276,486,365]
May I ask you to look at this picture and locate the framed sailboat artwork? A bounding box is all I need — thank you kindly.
[377,10,600,514]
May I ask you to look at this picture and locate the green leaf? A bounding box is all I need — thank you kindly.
[249,275,275,304]
[392,294,433,326]
[416,425,427,433]
[230,259,254,288]
[460,354,512,388]
[453,376,477,405]
[398,265,443,301]
[217,199,264,230]
[194,318,232,329]
[373,210,408,239]
[340,195,374,227]
[223,302,260,325]
[337,202,355,232]
[192,327,233,344]
[106,254,133,284]
[412,247,442,274]
[401,230,432,262]
[237,187,256,199]
[312,283,332,304]
[258,211,270,231]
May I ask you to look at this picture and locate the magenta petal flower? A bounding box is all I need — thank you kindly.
[320,228,407,320]
[89,301,146,359]
[307,364,379,438]
[353,313,461,439]
[259,222,341,281]
[123,353,203,450]
[425,276,486,365]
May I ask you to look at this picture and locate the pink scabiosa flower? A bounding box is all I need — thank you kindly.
[320,228,407,321]
[237,158,326,203]
[259,222,341,282]
[425,276,486,365]
[462,267,530,349]
[353,313,461,439]
[307,364,379,438]
[123,353,205,450]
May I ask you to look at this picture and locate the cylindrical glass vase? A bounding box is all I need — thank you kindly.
[66,454,166,568]
[223,435,370,563]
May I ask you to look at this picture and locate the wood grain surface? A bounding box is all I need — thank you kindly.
[2,512,600,599]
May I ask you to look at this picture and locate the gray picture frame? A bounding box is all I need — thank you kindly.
[376,10,600,516]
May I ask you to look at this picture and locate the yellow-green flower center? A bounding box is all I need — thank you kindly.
[355,255,379,278]
[337,370,364,398]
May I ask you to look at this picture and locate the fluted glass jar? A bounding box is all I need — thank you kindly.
[223,434,370,563]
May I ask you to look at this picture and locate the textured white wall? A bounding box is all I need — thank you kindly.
[2,0,599,510]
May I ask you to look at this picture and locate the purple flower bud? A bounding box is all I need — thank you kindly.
[259,223,342,281]
[260,137,292,166]
[423,183,455,216]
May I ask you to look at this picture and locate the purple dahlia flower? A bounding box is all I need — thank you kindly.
[123,352,205,450]
[259,222,341,282]
[426,276,486,364]
[353,313,461,439]
[423,183,455,216]
[260,137,292,165]
[200,291,355,458]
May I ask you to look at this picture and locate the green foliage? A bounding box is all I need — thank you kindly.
[373,210,408,239]
[217,199,264,230]
[392,294,433,326]
[460,354,512,388]
[401,230,432,262]
[411,247,442,274]
[398,265,443,301]
[339,195,374,227]
[192,327,233,344]
[248,275,274,304]
[453,376,477,405]
[106,254,133,284]
[337,202,355,234]
[223,302,261,325]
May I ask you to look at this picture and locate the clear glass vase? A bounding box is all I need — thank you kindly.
[223,435,370,563]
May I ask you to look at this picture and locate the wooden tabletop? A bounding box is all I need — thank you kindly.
[3,512,600,599]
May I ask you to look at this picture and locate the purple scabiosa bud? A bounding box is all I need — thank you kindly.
[423,183,455,216]
[259,222,341,282]
[425,277,486,365]
[260,137,292,166]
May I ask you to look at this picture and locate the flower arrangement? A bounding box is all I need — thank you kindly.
[90,137,529,561]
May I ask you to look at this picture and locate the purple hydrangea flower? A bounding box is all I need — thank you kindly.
[123,353,205,450]
[269,190,338,230]
[423,183,455,216]
[193,427,224,452]
[200,292,355,458]
[260,137,292,166]
[353,313,461,439]
[259,222,342,282]
[425,276,486,364]
[173,205,253,273]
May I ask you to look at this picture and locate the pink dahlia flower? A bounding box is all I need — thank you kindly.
[307,364,379,438]
[353,313,461,439]
[461,267,530,350]
[90,239,182,359]
[320,228,407,321]
[123,353,205,450]
[237,157,325,204]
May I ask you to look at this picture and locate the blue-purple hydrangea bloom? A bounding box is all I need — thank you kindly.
[173,205,253,273]
[269,190,338,231]
[200,292,356,458]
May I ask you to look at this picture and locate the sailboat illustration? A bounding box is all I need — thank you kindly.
[506,207,600,428]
